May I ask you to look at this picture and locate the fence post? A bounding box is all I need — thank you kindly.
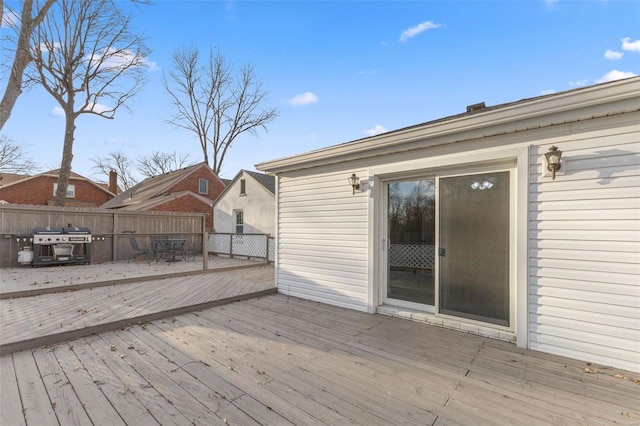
[265,234,269,261]
[112,213,118,261]
[203,231,208,270]
[229,234,234,258]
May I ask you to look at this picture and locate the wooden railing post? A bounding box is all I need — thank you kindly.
[202,216,208,270]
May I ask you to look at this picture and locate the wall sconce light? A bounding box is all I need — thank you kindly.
[348,173,361,195]
[544,145,563,180]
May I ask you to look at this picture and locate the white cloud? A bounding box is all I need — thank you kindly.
[144,58,160,72]
[604,50,623,60]
[83,102,111,114]
[595,70,637,83]
[399,21,442,42]
[51,103,111,116]
[365,124,387,136]
[85,48,147,72]
[543,0,559,6]
[539,89,556,95]
[621,37,640,52]
[287,92,318,107]
[568,79,588,87]
[51,106,65,117]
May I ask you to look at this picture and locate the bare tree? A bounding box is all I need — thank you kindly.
[137,150,193,178]
[164,47,278,174]
[91,149,136,191]
[26,0,149,206]
[0,134,39,173]
[0,0,58,130]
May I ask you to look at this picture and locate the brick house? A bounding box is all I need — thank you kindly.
[101,162,226,229]
[0,169,118,207]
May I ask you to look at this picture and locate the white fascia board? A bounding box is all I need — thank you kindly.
[256,78,640,174]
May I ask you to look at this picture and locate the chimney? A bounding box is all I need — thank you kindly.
[108,170,118,194]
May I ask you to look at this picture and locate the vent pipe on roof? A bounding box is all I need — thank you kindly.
[466,102,486,113]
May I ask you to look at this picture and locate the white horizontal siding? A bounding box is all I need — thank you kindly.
[528,114,640,373]
[277,169,370,311]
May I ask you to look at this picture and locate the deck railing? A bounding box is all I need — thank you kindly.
[208,233,275,262]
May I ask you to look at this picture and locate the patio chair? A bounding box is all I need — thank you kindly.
[127,234,153,263]
[181,241,201,262]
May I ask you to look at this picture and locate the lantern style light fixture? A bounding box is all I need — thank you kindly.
[544,145,563,180]
[348,173,361,195]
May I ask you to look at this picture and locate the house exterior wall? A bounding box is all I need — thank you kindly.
[526,112,639,373]
[263,79,640,373]
[276,168,370,311]
[0,176,112,207]
[214,174,275,235]
[169,167,225,203]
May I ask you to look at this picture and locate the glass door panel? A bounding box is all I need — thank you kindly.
[439,172,510,326]
[387,179,435,305]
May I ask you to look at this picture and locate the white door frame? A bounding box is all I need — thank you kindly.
[369,146,530,347]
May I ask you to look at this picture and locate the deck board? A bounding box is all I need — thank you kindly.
[2,293,639,425]
[31,345,93,426]
[0,355,25,426]
[0,265,275,352]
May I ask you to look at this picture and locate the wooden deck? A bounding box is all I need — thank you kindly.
[0,265,275,354]
[1,294,638,425]
[0,256,265,296]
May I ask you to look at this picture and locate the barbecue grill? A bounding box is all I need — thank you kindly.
[28,226,93,266]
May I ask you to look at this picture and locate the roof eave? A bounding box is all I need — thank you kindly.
[256,77,640,174]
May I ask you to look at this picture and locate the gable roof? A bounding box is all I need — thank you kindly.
[0,169,116,196]
[101,162,222,209]
[244,170,275,194]
[113,190,213,211]
[257,77,640,174]
[212,169,275,207]
[0,172,31,186]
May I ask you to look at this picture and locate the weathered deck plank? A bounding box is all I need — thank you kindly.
[82,334,189,425]
[69,337,161,425]
[0,265,275,353]
[0,355,25,426]
[2,293,639,425]
[31,345,93,426]
[52,343,126,426]
[12,349,58,425]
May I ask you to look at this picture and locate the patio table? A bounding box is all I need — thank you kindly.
[153,238,186,263]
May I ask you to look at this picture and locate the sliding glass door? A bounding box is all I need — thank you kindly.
[439,171,510,326]
[385,169,511,327]
[386,179,435,306]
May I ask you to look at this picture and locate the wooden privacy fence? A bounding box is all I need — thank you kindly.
[0,204,206,268]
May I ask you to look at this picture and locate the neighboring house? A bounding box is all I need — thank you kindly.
[213,169,275,236]
[0,169,118,207]
[101,162,226,230]
[256,77,640,373]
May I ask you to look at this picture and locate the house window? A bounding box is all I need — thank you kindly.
[234,210,244,234]
[199,178,209,194]
[240,179,246,195]
[53,183,75,198]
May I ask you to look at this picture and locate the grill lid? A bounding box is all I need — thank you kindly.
[63,227,91,234]
[32,227,64,235]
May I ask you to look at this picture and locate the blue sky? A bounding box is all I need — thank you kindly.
[1,0,639,182]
